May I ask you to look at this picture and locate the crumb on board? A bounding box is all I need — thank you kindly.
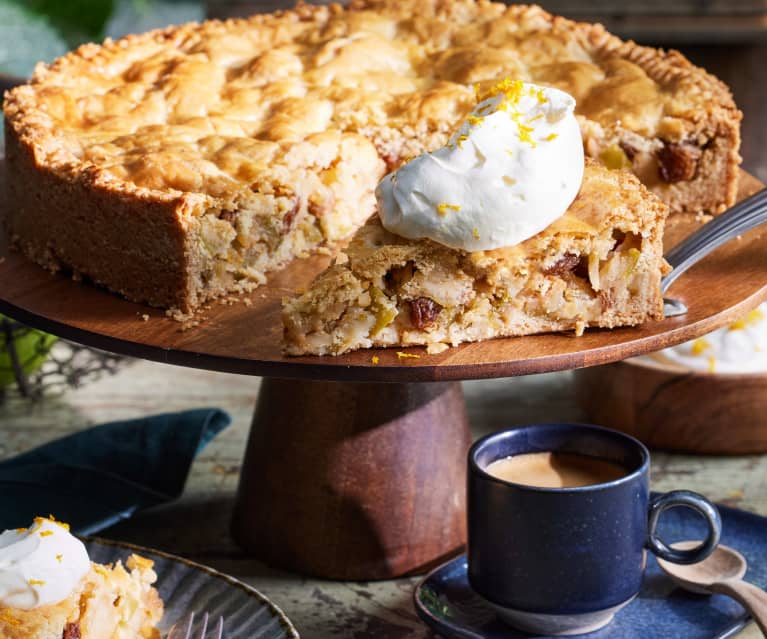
[141,314,149,322]
[396,351,421,360]
[180,320,201,332]
[371,355,380,365]
[426,342,449,355]
[243,298,253,306]
[166,308,193,322]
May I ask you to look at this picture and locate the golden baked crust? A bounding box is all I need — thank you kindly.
[0,554,163,639]
[283,161,670,355]
[3,0,739,310]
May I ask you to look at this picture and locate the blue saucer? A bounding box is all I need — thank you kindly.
[414,500,767,638]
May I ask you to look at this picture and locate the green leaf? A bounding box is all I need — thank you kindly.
[418,586,453,618]
[0,0,68,76]
[0,317,57,389]
[23,0,116,46]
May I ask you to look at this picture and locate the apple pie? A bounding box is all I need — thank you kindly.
[3,0,739,311]
[283,161,670,355]
[0,555,163,639]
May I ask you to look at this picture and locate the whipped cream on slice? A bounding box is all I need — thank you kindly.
[376,79,584,251]
[632,303,767,374]
[0,517,90,609]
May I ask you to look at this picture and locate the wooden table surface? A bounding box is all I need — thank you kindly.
[1,359,765,638]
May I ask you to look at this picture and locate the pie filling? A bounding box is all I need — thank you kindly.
[284,226,660,355]
[186,131,385,305]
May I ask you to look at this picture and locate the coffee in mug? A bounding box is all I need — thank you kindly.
[485,451,626,488]
[468,423,722,636]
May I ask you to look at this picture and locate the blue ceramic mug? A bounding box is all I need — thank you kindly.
[467,423,721,636]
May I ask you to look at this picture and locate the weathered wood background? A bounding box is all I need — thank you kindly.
[1,360,765,637]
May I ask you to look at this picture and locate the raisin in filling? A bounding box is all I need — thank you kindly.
[657,142,701,183]
[544,253,580,275]
[410,297,442,328]
[63,622,81,639]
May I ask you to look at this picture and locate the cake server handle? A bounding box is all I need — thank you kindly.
[661,187,767,316]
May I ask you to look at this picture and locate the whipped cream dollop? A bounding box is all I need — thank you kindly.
[376,79,584,251]
[632,303,767,374]
[0,517,90,609]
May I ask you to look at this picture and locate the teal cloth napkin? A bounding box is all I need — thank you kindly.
[0,408,230,534]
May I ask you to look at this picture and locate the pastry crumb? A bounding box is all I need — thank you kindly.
[396,351,421,360]
[426,342,449,354]
[166,308,193,322]
[243,297,253,306]
[141,314,149,322]
[371,355,380,364]
[180,320,201,331]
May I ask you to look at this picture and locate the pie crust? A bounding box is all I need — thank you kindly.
[2,0,740,311]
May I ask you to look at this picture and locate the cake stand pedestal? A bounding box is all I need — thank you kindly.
[1,166,766,579]
[232,378,470,578]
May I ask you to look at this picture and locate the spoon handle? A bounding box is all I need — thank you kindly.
[710,579,767,636]
[661,187,767,295]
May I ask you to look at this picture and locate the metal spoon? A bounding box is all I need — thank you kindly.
[662,188,767,317]
[657,541,767,636]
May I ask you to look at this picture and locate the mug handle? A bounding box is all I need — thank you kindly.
[647,490,722,565]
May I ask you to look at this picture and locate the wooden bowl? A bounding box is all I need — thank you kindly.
[574,359,767,454]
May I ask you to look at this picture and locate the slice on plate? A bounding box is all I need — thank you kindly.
[283,161,670,356]
[0,553,163,639]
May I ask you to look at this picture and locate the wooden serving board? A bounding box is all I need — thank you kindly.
[0,165,765,383]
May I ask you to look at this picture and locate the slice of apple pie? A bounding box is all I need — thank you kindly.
[0,517,163,639]
[283,161,669,356]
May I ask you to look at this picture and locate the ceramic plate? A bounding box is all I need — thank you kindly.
[85,538,299,638]
[415,500,767,639]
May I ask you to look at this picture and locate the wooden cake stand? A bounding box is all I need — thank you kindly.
[1,165,766,580]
